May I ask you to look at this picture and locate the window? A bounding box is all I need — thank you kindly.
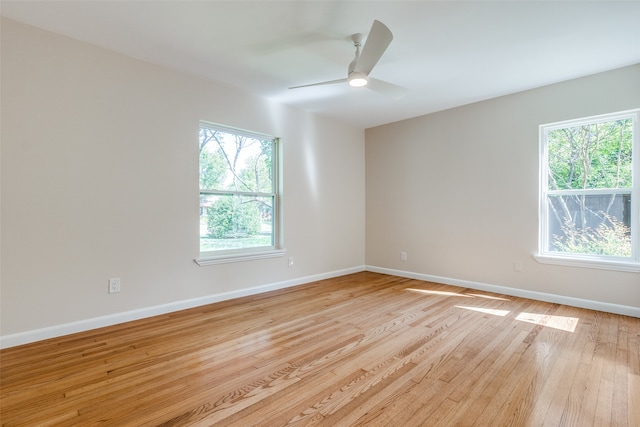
[537,109,639,272]
[196,122,284,265]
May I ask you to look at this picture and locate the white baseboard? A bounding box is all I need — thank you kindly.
[0,266,365,349]
[4,265,636,349]
[366,265,640,318]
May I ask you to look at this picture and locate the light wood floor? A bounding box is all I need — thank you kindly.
[1,272,639,426]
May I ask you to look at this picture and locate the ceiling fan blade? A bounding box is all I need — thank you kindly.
[367,78,408,99]
[289,78,348,89]
[353,20,393,75]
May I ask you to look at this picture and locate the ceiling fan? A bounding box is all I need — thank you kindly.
[289,20,406,98]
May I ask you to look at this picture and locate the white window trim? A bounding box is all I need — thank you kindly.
[196,122,284,265]
[536,109,640,273]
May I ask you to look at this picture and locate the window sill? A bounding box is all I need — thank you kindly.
[195,249,286,266]
[534,254,640,273]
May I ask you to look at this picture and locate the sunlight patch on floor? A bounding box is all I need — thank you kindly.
[406,288,510,301]
[465,293,510,301]
[515,312,579,332]
[407,288,473,298]
[407,288,578,332]
[455,306,510,316]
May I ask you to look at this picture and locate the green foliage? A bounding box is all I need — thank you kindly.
[206,197,261,239]
[199,147,227,190]
[552,214,631,257]
[237,148,273,193]
[548,119,632,190]
[199,129,273,193]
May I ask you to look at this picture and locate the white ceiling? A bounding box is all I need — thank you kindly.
[2,1,639,129]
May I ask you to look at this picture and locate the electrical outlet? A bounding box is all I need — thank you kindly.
[401,251,407,261]
[288,257,294,267]
[108,278,121,293]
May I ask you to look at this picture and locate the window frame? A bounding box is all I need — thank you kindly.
[195,122,285,266]
[535,109,640,273]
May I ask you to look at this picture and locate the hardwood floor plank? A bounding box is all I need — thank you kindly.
[628,373,640,427]
[428,330,530,426]
[1,272,637,426]
[497,313,577,425]
[319,365,421,427]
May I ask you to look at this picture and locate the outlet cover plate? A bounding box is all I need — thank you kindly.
[108,278,121,293]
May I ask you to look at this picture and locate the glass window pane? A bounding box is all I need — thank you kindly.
[199,128,273,193]
[547,118,633,191]
[200,194,274,252]
[546,193,631,257]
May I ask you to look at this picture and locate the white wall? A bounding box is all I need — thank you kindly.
[366,64,640,312]
[0,19,365,345]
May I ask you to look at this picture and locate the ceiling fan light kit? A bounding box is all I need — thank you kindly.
[289,20,399,96]
[348,72,368,87]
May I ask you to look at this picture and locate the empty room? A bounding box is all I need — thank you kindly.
[1,1,639,426]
